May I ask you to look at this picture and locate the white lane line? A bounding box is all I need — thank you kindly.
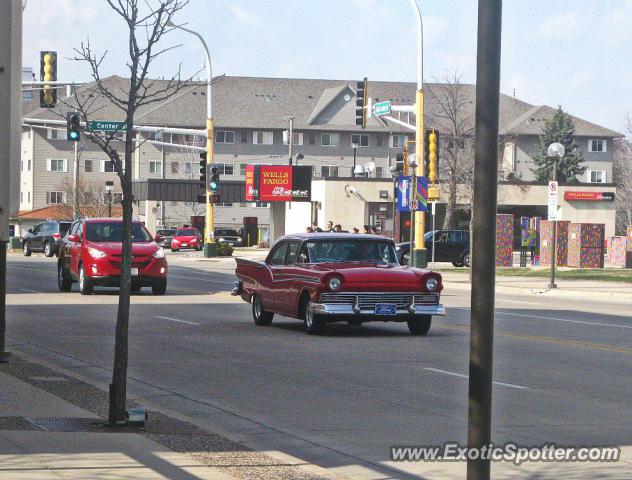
[20,288,41,293]
[497,311,632,330]
[154,316,200,325]
[450,306,632,330]
[424,368,528,390]
[496,299,541,305]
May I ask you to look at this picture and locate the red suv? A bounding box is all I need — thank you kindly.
[57,218,168,295]
[170,228,202,252]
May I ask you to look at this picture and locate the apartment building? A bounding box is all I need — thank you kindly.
[17,75,622,233]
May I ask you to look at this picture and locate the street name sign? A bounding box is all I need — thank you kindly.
[548,181,558,220]
[89,121,127,132]
[373,101,391,116]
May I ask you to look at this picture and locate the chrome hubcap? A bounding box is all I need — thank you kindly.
[23,243,28,253]
[79,268,84,289]
[45,243,50,255]
[254,296,261,318]
[305,303,313,327]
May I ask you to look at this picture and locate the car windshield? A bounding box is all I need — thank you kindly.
[304,240,397,264]
[176,229,198,236]
[157,229,175,236]
[216,229,239,236]
[85,222,152,243]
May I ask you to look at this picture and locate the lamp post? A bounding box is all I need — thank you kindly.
[105,181,114,217]
[167,21,216,257]
[547,142,564,289]
[409,0,426,267]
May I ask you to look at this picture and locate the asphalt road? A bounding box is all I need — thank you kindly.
[4,253,632,479]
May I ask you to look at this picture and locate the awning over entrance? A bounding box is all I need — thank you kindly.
[132,179,246,203]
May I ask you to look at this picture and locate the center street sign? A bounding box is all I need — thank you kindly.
[373,101,391,116]
[89,121,127,132]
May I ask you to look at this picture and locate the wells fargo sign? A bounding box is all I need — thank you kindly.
[564,191,615,201]
[245,165,312,202]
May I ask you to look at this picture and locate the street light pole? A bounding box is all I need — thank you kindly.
[168,21,216,257]
[409,0,427,267]
[547,142,564,289]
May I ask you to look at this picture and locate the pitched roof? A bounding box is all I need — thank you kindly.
[500,105,624,137]
[23,75,621,138]
[11,204,122,221]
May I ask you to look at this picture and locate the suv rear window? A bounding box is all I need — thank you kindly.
[59,223,72,234]
[215,229,239,236]
[157,229,176,236]
[176,229,198,236]
[86,222,152,243]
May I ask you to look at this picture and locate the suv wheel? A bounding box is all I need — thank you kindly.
[151,279,167,295]
[252,293,273,326]
[407,315,432,335]
[57,263,72,292]
[44,241,54,257]
[303,299,325,335]
[78,265,94,295]
[23,241,32,257]
[463,252,471,268]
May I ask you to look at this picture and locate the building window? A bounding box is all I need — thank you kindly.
[28,192,31,202]
[20,192,23,202]
[375,166,383,178]
[46,129,65,140]
[283,132,303,146]
[171,162,180,174]
[253,131,274,145]
[149,161,162,174]
[215,130,235,144]
[47,158,67,172]
[47,191,64,204]
[239,163,248,175]
[84,160,93,173]
[28,160,31,171]
[101,160,116,173]
[149,131,163,141]
[351,134,369,147]
[321,133,340,147]
[321,165,339,177]
[588,139,606,152]
[391,135,407,148]
[170,201,179,206]
[184,162,195,176]
[255,201,269,208]
[587,170,606,183]
[376,135,384,147]
[308,133,316,145]
[218,164,234,175]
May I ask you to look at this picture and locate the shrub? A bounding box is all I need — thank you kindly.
[217,243,234,257]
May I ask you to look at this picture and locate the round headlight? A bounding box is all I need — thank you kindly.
[328,277,342,290]
[426,278,439,291]
[153,248,165,259]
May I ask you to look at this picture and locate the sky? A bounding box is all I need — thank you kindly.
[22,0,632,134]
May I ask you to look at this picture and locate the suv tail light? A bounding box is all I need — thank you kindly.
[53,233,61,240]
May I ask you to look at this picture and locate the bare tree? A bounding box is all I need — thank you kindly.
[65,0,191,425]
[613,115,632,234]
[60,177,115,218]
[172,136,205,224]
[426,71,475,229]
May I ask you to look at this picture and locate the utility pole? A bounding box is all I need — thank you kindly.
[73,142,79,219]
[409,0,427,267]
[547,142,564,289]
[0,0,22,363]
[467,1,503,479]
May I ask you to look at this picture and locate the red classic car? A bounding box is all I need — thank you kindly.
[233,233,445,335]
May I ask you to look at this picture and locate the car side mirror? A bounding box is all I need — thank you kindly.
[298,253,308,264]
[68,234,80,243]
[28,228,33,234]
[154,234,163,243]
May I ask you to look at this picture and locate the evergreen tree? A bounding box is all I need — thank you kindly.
[531,106,586,182]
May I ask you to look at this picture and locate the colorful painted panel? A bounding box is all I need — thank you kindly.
[540,221,554,267]
[555,221,570,267]
[608,236,627,267]
[578,247,604,268]
[496,214,514,266]
[627,227,632,252]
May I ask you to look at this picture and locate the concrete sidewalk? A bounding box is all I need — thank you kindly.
[441,270,632,304]
[0,370,233,480]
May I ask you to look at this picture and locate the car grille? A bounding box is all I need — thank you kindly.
[109,255,151,269]
[319,292,439,308]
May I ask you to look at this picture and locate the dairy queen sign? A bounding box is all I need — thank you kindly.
[245,165,313,202]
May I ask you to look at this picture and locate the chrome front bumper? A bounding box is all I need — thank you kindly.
[309,302,445,316]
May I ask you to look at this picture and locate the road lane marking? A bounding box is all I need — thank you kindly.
[20,288,41,293]
[437,322,632,355]
[496,299,542,305]
[154,316,199,325]
[451,306,632,330]
[424,368,528,390]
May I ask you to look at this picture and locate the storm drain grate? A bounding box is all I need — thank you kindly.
[24,417,106,432]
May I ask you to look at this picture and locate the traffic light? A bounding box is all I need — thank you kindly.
[199,152,207,191]
[424,129,440,201]
[424,129,439,183]
[355,77,368,128]
[66,112,80,141]
[395,153,404,174]
[40,51,57,108]
[208,164,221,204]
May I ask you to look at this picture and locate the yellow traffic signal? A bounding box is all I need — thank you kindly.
[40,51,57,108]
[355,78,368,129]
[424,129,439,183]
